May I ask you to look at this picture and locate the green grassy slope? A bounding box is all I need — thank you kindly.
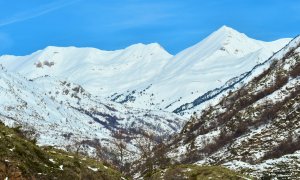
[145,165,252,180]
[0,121,126,180]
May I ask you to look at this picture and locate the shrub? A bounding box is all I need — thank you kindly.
[233,121,248,138]
[290,63,300,78]
[13,125,39,144]
[252,61,276,83]
[263,136,300,160]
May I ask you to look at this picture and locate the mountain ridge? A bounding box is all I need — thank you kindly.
[0,26,291,116]
[163,35,300,179]
[0,26,299,179]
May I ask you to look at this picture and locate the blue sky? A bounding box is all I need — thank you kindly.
[0,0,299,55]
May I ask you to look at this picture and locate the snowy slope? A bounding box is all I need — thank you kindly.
[0,26,291,117]
[166,35,300,178]
[110,26,291,114]
[0,43,172,95]
[0,65,182,160]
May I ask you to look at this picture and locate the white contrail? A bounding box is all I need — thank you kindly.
[0,0,80,27]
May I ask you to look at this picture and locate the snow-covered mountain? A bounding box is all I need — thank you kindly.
[0,65,182,160]
[165,35,300,179]
[0,43,172,96]
[110,26,291,114]
[0,26,291,117]
[0,25,298,179]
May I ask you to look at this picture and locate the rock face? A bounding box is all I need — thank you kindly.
[166,36,300,179]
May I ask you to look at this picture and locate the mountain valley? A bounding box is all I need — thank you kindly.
[0,26,299,179]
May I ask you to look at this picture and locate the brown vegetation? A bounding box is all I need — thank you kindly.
[263,136,300,160]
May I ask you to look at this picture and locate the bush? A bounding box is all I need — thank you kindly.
[252,61,276,83]
[290,63,300,78]
[13,125,39,144]
[233,121,248,138]
[263,136,300,160]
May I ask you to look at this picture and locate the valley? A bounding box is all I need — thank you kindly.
[0,26,299,179]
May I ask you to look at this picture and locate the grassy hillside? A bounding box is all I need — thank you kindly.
[0,121,126,180]
[145,165,251,180]
[0,120,252,179]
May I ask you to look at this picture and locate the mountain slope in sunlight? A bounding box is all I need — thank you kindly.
[0,26,291,116]
[166,35,300,179]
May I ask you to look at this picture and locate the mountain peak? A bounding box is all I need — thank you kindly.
[181,25,265,58]
[216,25,238,33]
[125,42,172,57]
[209,25,247,41]
[126,42,164,50]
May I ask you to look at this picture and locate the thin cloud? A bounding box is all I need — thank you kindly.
[98,1,180,30]
[0,0,80,27]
